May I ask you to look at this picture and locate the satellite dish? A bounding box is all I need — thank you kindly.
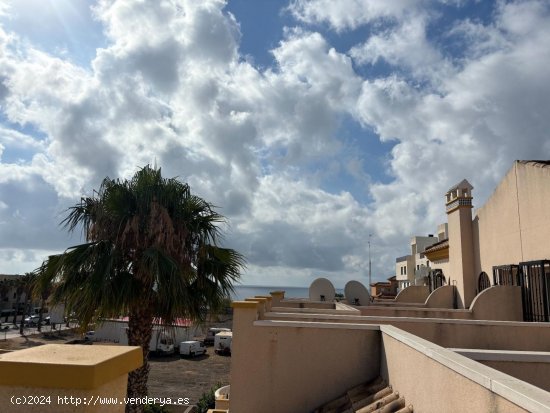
[344,280,370,306]
[309,278,335,302]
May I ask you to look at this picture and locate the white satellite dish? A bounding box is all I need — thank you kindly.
[344,280,370,306]
[309,278,335,302]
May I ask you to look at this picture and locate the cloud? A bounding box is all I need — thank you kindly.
[0,0,549,287]
[288,0,423,31]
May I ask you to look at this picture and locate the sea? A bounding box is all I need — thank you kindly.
[231,285,344,301]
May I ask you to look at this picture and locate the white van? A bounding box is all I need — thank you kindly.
[214,331,232,355]
[180,340,207,357]
[204,327,231,345]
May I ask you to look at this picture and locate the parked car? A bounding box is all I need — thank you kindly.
[24,315,41,326]
[180,340,207,357]
[84,331,96,341]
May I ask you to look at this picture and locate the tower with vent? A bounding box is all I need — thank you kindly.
[446,179,476,308]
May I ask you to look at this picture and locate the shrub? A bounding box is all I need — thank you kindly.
[196,382,224,413]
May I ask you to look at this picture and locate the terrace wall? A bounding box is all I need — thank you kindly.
[230,302,380,413]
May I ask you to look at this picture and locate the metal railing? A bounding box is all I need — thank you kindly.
[493,260,550,322]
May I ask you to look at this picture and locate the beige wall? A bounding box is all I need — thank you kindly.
[430,258,450,282]
[475,161,550,277]
[381,329,530,413]
[454,349,550,393]
[448,205,476,309]
[267,311,550,352]
[230,306,380,413]
[425,285,454,309]
[360,306,471,319]
[274,300,335,309]
[481,360,550,392]
[394,285,430,303]
[469,286,522,322]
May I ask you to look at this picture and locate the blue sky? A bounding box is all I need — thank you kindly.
[0,0,549,287]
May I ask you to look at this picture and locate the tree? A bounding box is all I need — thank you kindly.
[36,279,52,333]
[0,280,10,322]
[17,274,33,335]
[34,165,245,413]
[12,278,24,326]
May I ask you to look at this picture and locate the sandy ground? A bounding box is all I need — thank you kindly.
[0,319,233,413]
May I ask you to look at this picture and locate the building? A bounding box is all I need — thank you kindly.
[397,160,550,312]
[0,274,30,313]
[394,233,443,291]
[370,276,398,298]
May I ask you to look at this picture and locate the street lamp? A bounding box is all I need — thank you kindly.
[368,233,373,289]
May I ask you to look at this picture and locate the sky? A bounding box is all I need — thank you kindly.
[0,0,549,288]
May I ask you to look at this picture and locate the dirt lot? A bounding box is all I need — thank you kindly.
[0,325,232,413]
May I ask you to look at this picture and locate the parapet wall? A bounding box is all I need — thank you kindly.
[360,285,521,322]
[394,286,430,303]
[266,311,550,352]
[381,326,549,413]
[230,299,550,413]
[230,302,380,413]
[469,285,522,321]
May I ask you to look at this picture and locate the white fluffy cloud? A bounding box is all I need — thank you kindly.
[0,0,549,287]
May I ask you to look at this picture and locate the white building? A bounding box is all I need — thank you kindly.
[395,230,448,291]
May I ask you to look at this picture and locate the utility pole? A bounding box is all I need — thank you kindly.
[368,233,373,290]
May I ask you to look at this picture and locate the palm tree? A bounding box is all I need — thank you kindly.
[0,280,10,322]
[13,278,24,326]
[34,165,245,413]
[36,279,52,333]
[18,274,35,335]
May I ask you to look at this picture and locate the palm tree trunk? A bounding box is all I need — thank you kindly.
[37,299,44,333]
[12,293,21,325]
[125,303,153,413]
[19,298,27,335]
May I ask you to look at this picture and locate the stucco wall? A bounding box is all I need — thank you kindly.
[453,349,550,393]
[380,327,533,413]
[448,205,476,309]
[425,285,455,309]
[266,312,550,352]
[470,286,523,321]
[475,161,550,276]
[481,360,550,392]
[394,285,430,303]
[359,306,472,319]
[230,307,381,413]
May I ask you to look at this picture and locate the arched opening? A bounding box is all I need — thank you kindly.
[477,271,490,294]
[427,269,445,292]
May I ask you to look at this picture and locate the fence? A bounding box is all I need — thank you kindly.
[493,260,550,322]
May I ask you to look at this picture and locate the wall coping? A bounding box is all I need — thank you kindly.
[231,301,259,309]
[245,297,268,303]
[254,320,380,331]
[265,311,550,328]
[255,295,273,301]
[451,348,550,363]
[270,307,358,315]
[366,306,470,313]
[0,344,142,389]
[381,325,550,413]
